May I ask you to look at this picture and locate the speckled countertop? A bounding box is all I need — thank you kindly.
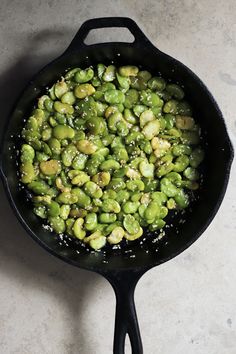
[0,1,236,353]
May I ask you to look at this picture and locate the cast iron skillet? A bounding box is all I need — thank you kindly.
[0,17,234,354]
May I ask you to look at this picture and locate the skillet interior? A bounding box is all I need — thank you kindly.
[1,42,233,272]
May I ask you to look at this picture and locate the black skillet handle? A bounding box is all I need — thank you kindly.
[105,270,146,354]
[65,17,153,53]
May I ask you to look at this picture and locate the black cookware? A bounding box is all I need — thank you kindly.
[0,17,233,354]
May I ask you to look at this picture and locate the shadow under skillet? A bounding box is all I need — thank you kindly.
[0,28,105,354]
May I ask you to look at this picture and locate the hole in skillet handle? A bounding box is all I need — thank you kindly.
[64,17,155,53]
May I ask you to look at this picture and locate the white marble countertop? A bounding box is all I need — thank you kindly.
[0,1,235,353]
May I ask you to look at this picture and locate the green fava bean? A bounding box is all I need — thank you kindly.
[160,177,179,197]
[61,91,76,105]
[84,181,103,198]
[57,191,78,205]
[159,206,168,219]
[140,140,152,155]
[60,205,71,220]
[35,152,49,162]
[181,180,199,190]
[116,120,129,137]
[133,105,147,117]
[104,90,125,104]
[163,99,178,114]
[72,153,88,170]
[112,148,129,162]
[102,199,121,213]
[76,140,97,154]
[156,162,174,177]
[89,236,106,250]
[151,191,167,205]
[48,138,61,155]
[144,201,160,220]
[26,116,39,131]
[172,144,192,156]
[116,72,130,89]
[139,160,154,178]
[124,226,143,241]
[173,155,189,172]
[42,127,52,141]
[124,108,137,124]
[47,201,60,217]
[164,114,175,129]
[28,180,50,195]
[107,226,125,244]
[99,213,117,224]
[123,215,140,234]
[143,179,159,192]
[20,162,36,184]
[21,144,35,163]
[116,190,130,203]
[38,95,48,109]
[49,216,65,233]
[183,167,199,181]
[166,84,184,100]
[65,218,75,236]
[130,192,141,202]
[174,189,189,208]
[44,98,54,112]
[175,115,195,130]
[73,218,86,239]
[85,213,98,231]
[61,145,77,167]
[40,159,61,175]
[94,101,108,116]
[71,188,91,208]
[54,81,68,99]
[54,101,74,115]
[140,110,155,128]
[33,205,47,219]
[189,147,204,167]
[53,125,75,140]
[124,89,139,109]
[99,160,120,171]
[74,84,95,98]
[75,68,94,83]
[148,77,166,91]
[151,137,171,158]
[103,65,116,82]
[130,76,147,90]
[126,180,144,192]
[92,172,111,187]
[48,85,56,100]
[149,219,165,231]
[86,117,106,135]
[122,201,140,214]
[119,66,139,77]
[166,198,176,209]
[140,90,162,107]
[142,120,160,140]
[108,178,126,191]
[102,190,117,200]
[163,173,181,190]
[138,70,152,82]
[71,171,90,186]
[97,64,106,79]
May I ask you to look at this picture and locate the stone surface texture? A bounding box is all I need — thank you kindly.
[0,1,235,353]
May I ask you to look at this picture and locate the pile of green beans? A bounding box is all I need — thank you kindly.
[19,64,204,250]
